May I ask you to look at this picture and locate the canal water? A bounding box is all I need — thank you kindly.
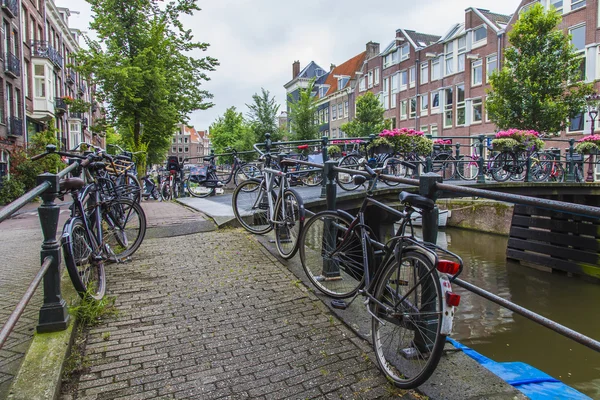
[431,227,600,398]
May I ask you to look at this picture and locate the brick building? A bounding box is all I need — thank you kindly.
[168,124,211,164]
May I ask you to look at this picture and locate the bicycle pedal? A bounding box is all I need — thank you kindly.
[331,299,347,310]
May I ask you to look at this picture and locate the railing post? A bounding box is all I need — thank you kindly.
[209,148,216,197]
[455,143,461,179]
[566,138,575,182]
[477,135,486,184]
[36,172,69,333]
[419,172,442,245]
[425,156,432,173]
[525,154,532,183]
[322,160,339,278]
[320,135,329,198]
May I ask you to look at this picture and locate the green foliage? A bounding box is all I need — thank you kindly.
[341,92,388,138]
[69,291,118,326]
[246,88,282,143]
[76,0,218,166]
[327,145,341,156]
[575,141,599,154]
[366,137,393,153]
[486,3,594,134]
[491,138,520,151]
[64,98,91,113]
[209,107,253,154]
[0,177,25,205]
[287,79,320,141]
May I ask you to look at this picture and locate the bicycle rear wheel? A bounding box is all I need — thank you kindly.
[299,211,366,298]
[381,157,403,186]
[102,198,147,261]
[234,163,261,188]
[232,179,274,235]
[372,250,444,389]
[186,176,215,197]
[160,181,171,201]
[62,218,106,299]
[491,151,514,182]
[274,189,305,259]
[456,156,479,180]
[431,154,456,180]
[337,155,361,191]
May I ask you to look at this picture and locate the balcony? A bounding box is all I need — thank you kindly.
[31,41,63,69]
[66,69,76,84]
[55,97,67,113]
[5,52,20,78]
[69,111,83,120]
[78,83,87,94]
[82,117,88,128]
[7,116,23,137]
[2,0,18,18]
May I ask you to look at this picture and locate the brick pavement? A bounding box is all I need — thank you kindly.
[59,229,418,400]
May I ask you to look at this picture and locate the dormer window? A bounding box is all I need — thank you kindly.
[319,86,328,98]
[473,26,486,47]
[315,68,325,77]
[337,76,349,91]
[400,43,410,62]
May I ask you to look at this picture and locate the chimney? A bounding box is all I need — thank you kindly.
[366,41,380,59]
[293,61,300,79]
[330,63,336,72]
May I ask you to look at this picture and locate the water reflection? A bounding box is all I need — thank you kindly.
[436,228,600,398]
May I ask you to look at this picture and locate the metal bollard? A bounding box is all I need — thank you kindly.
[320,135,329,198]
[425,156,432,173]
[36,172,70,333]
[477,135,486,184]
[419,172,442,244]
[525,155,532,183]
[322,160,339,277]
[566,138,575,182]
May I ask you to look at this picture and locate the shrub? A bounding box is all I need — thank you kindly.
[0,177,25,205]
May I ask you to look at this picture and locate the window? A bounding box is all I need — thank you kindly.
[337,77,349,90]
[24,61,30,98]
[184,137,188,143]
[551,0,563,12]
[420,62,429,84]
[391,92,397,108]
[332,104,337,120]
[344,101,349,116]
[421,93,428,116]
[444,87,453,128]
[472,59,483,86]
[400,100,407,120]
[178,147,183,153]
[400,70,408,90]
[34,64,45,97]
[430,124,438,137]
[383,51,397,68]
[390,117,397,129]
[359,76,366,91]
[324,107,329,122]
[473,26,486,46]
[570,25,586,81]
[571,0,586,10]
[338,103,343,119]
[431,91,440,113]
[486,54,497,81]
[456,84,465,126]
[368,70,373,88]
[431,57,441,80]
[400,43,410,61]
[409,97,417,118]
[445,42,454,75]
[319,86,328,97]
[30,17,35,42]
[378,92,385,108]
[383,77,390,110]
[421,125,428,135]
[457,36,466,72]
[184,147,188,153]
[472,98,483,123]
[374,68,380,85]
[332,128,337,138]
[569,113,584,131]
[15,88,20,119]
[172,147,176,153]
[409,66,416,88]
[391,72,399,93]
[0,150,9,179]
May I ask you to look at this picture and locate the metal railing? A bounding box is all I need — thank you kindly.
[282,152,600,354]
[8,116,23,137]
[66,68,76,84]
[2,0,18,18]
[4,52,20,77]
[31,41,63,69]
[0,161,79,349]
[55,97,67,112]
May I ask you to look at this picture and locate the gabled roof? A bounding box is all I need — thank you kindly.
[320,51,366,97]
[477,8,512,30]
[440,23,465,42]
[402,30,441,49]
[284,61,328,89]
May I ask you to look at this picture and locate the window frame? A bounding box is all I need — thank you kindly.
[472,26,487,48]
[400,100,407,120]
[456,84,466,126]
[400,43,410,62]
[472,59,483,86]
[420,61,429,85]
[420,93,429,116]
[472,97,483,124]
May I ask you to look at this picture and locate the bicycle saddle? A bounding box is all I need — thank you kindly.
[399,192,435,211]
[60,177,85,191]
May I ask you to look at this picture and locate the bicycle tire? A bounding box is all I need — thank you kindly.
[491,151,514,182]
[117,173,142,203]
[300,168,323,187]
[160,181,171,201]
[186,176,215,198]
[574,163,584,182]
[381,157,402,186]
[431,154,456,180]
[62,217,106,300]
[299,211,367,298]
[101,198,147,261]
[232,179,274,235]
[456,156,479,180]
[550,163,565,182]
[234,163,261,188]
[371,250,444,389]
[337,155,361,191]
[274,188,305,259]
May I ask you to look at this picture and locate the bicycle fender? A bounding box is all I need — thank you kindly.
[439,274,455,336]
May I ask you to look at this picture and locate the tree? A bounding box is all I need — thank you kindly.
[209,107,253,155]
[287,80,320,141]
[340,92,387,138]
[246,88,282,143]
[76,0,218,167]
[486,3,594,134]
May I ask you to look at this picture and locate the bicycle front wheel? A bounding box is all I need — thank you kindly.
[234,163,261,187]
[274,189,305,259]
[186,177,215,198]
[456,156,479,180]
[232,179,274,234]
[102,198,147,261]
[337,155,361,191]
[431,154,456,180]
[491,151,514,182]
[160,181,171,201]
[372,250,444,389]
[381,157,403,186]
[62,218,106,299]
[299,211,366,298]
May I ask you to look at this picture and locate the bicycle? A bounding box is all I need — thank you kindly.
[160,156,185,200]
[298,160,463,388]
[455,144,503,181]
[232,149,306,259]
[32,145,147,299]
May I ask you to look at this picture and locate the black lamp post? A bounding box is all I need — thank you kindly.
[585,94,600,182]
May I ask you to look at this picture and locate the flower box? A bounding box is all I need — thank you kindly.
[575,135,600,155]
[378,128,433,156]
[491,129,544,153]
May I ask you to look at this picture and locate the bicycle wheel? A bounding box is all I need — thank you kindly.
[62,217,106,300]
[234,163,261,188]
[160,181,171,201]
[456,156,479,180]
[381,157,402,186]
[337,155,361,191]
[431,154,456,180]
[372,250,444,389]
[117,173,142,203]
[574,163,584,182]
[491,151,514,182]
[232,179,274,235]
[530,157,551,182]
[274,188,305,259]
[101,198,147,261]
[509,152,526,181]
[299,211,366,298]
[300,168,323,186]
[549,163,565,182]
[186,176,215,198]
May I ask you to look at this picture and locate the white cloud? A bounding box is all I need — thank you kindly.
[55,0,521,131]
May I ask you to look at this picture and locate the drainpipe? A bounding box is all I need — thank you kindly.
[415,53,420,131]
[19,7,27,147]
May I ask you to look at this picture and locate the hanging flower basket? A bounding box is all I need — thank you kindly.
[433,139,452,152]
[378,128,433,156]
[575,135,600,155]
[491,129,544,153]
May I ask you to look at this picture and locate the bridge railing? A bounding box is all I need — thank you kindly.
[283,155,600,354]
[0,163,78,349]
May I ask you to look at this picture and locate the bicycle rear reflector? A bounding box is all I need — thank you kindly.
[446,292,461,307]
[437,260,460,275]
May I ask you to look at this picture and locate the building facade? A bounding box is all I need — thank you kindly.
[168,124,211,164]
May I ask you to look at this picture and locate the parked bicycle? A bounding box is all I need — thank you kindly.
[298,159,463,388]
[232,148,306,259]
[141,175,159,200]
[160,156,185,200]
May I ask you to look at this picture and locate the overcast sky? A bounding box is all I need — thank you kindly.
[56,0,521,132]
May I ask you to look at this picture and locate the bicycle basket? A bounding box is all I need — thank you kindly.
[189,166,208,183]
[97,177,140,200]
